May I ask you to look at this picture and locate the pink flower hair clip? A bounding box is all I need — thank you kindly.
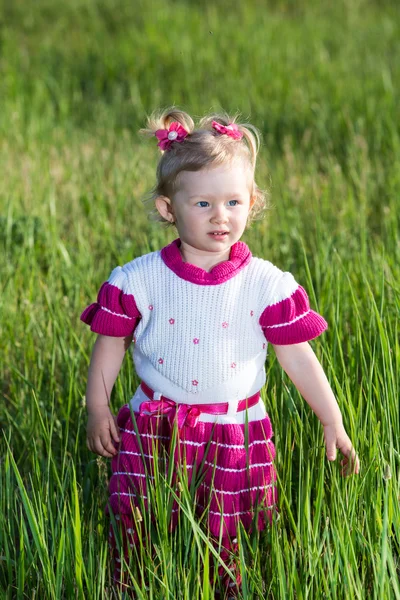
[212,120,243,140]
[155,121,189,151]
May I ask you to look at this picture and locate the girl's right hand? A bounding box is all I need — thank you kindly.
[86,406,121,457]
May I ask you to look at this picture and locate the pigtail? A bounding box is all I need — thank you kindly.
[239,123,261,169]
[139,106,195,141]
[199,111,261,169]
[199,111,239,130]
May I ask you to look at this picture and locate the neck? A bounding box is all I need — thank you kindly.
[179,240,231,272]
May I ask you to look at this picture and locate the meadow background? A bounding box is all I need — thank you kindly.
[0,0,399,598]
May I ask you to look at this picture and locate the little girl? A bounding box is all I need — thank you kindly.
[81,108,360,598]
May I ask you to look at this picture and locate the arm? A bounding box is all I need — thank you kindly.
[86,333,133,457]
[272,341,360,476]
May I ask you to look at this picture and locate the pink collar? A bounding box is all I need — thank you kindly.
[160,238,252,285]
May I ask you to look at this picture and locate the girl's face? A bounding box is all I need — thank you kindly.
[156,160,255,256]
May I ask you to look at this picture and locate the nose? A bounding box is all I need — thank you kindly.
[210,204,228,224]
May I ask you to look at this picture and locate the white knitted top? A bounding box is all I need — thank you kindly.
[81,238,327,420]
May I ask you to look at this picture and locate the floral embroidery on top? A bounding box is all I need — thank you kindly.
[169,318,175,324]
[192,380,198,386]
[148,305,154,311]
[250,310,254,316]
[231,362,236,368]
[193,338,199,344]
[222,322,229,328]
[263,343,266,349]
[158,358,164,364]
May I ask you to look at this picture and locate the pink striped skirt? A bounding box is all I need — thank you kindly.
[109,404,277,583]
[107,400,278,588]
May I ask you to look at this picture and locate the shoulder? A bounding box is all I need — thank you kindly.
[122,249,162,273]
[249,256,298,305]
[251,257,328,344]
[249,255,285,277]
[111,249,162,287]
[80,254,151,335]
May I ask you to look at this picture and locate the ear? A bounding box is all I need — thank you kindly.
[155,195,175,223]
[249,194,256,210]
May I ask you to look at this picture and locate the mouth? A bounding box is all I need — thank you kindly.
[208,231,229,237]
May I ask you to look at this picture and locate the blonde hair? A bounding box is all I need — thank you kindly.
[139,106,269,227]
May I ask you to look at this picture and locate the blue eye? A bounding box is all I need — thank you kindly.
[196,200,239,207]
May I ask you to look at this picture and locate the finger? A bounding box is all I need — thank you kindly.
[342,463,358,477]
[110,416,121,444]
[338,440,359,474]
[324,431,337,461]
[340,453,360,476]
[100,433,118,457]
[351,454,360,475]
[93,438,115,458]
[347,452,360,474]
[87,437,95,454]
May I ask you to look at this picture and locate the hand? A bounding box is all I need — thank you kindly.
[86,406,121,458]
[323,422,360,477]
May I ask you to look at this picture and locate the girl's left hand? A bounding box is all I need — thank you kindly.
[323,422,360,476]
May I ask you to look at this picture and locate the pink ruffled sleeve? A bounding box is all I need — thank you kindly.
[80,266,141,337]
[260,272,327,345]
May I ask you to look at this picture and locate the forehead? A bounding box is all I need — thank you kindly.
[175,160,252,196]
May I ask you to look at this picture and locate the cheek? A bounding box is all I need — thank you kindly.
[177,209,199,227]
[235,207,250,220]
[185,209,204,222]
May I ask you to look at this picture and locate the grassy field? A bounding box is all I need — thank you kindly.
[0,0,399,598]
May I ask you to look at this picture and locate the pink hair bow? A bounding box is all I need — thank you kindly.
[212,120,243,140]
[155,121,188,151]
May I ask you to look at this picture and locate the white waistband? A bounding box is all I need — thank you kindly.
[128,385,267,425]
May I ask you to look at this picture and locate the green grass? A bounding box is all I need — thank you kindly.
[0,0,399,598]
